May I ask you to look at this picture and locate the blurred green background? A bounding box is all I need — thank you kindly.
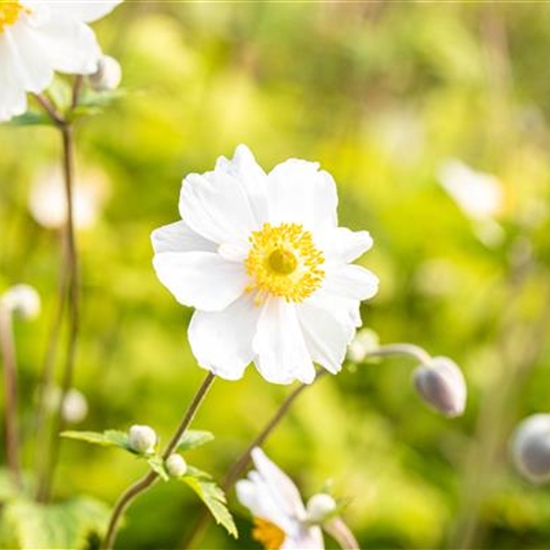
[2,1,550,548]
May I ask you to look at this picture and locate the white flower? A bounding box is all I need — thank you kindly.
[437,160,503,221]
[29,164,110,230]
[236,447,324,550]
[61,388,88,424]
[0,283,41,319]
[152,145,378,384]
[0,0,122,121]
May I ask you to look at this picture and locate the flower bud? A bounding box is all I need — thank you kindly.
[1,284,41,319]
[306,493,337,524]
[128,424,157,455]
[88,55,122,92]
[413,356,466,418]
[511,414,550,484]
[346,329,380,363]
[62,388,88,424]
[165,453,187,478]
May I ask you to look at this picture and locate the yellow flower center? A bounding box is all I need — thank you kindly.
[0,1,27,33]
[245,223,325,304]
[252,517,285,550]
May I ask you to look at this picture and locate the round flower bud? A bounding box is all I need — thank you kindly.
[346,329,380,363]
[413,356,466,418]
[61,388,88,424]
[88,55,122,92]
[128,424,157,455]
[1,284,41,319]
[165,453,187,478]
[306,493,337,524]
[511,414,550,484]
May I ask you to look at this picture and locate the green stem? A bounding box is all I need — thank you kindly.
[0,307,22,489]
[182,343,432,548]
[102,371,216,550]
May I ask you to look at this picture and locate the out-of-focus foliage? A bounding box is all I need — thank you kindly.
[1,1,550,548]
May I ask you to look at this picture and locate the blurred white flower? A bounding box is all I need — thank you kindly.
[152,145,378,385]
[128,424,157,455]
[413,356,467,418]
[88,54,122,92]
[0,284,41,319]
[61,388,88,424]
[437,160,503,221]
[511,414,550,484]
[0,0,122,121]
[41,386,88,424]
[29,165,110,230]
[236,447,324,549]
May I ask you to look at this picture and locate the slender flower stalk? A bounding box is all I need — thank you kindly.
[183,343,435,548]
[0,306,22,489]
[101,371,216,550]
[33,253,69,495]
[33,83,81,503]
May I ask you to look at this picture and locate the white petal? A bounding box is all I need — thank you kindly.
[284,526,324,550]
[319,227,373,264]
[151,220,216,254]
[179,171,257,245]
[5,23,53,92]
[322,264,379,301]
[215,144,269,225]
[236,476,295,535]
[252,298,315,384]
[30,16,101,74]
[188,293,259,380]
[267,159,338,230]
[251,448,308,520]
[152,251,246,312]
[0,37,28,121]
[309,290,362,329]
[297,296,355,374]
[43,1,122,23]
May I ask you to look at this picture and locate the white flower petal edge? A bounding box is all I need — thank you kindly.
[151,145,378,384]
[236,448,324,550]
[0,0,122,122]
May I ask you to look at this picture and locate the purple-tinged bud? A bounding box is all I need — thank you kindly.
[511,414,550,484]
[413,356,466,418]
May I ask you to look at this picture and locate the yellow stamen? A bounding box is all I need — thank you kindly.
[245,222,325,304]
[0,1,28,33]
[252,517,285,550]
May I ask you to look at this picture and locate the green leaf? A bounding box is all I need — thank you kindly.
[147,456,169,481]
[176,430,215,452]
[181,468,237,538]
[9,111,53,127]
[0,496,110,549]
[61,429,133,452]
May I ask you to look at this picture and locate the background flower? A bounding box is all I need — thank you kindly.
[152,145,378,384]
[0,0,122,121]
[236,448,324,550]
